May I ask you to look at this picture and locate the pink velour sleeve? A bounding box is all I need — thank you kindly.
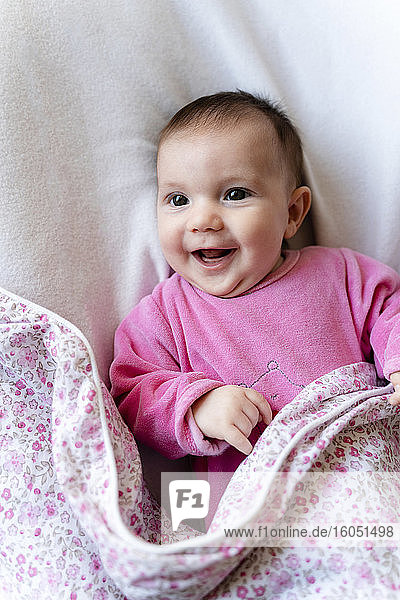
[342,248,400,379]
[109,295,228,460]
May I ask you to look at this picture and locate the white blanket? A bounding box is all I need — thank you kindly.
[1,1,400,382]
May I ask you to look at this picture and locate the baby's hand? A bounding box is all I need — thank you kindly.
[389,372,400,406]
[192,385,272,455]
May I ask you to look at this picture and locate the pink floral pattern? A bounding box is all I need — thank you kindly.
[1,287,400,599]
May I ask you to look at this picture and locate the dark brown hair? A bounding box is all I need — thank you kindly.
[159,90,305,188]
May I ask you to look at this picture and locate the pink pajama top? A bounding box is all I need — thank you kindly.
[110,246,400,474]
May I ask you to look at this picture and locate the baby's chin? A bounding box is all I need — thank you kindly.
[175,254,285,298]
[183,276,242,298]
[189,276,259,298]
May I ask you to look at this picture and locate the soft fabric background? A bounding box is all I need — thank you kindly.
[1,0,400,382]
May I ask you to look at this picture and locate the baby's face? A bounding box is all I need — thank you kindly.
[157,119,298,298]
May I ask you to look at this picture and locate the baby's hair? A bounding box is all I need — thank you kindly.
[159,90,305,188]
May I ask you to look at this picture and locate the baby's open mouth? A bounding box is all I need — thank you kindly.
[192,248,236,263]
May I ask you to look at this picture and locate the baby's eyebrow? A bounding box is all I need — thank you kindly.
[156,174,189,190]
[217,173,265,187]
[157,181,183,189]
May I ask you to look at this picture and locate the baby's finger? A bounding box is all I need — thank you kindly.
[389,386,400,406]
[234,411,255,438]
[390,372,400,388]
[224,426,253,455]
[243,388,272,424]
[241,401,261,428]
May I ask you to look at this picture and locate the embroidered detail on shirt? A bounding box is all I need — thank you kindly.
[239,359,305,391]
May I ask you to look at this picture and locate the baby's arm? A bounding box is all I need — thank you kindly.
[110,294,230,459]
[192,385,272,455]
[342,249,400,398]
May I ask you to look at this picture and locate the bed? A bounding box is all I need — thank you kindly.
[1,1,400,598]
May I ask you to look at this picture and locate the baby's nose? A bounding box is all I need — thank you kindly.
[187,201,224,232]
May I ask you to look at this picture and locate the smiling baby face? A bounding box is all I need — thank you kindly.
[157,116,310,298]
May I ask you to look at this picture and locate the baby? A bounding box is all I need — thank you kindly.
[110,90,400,481]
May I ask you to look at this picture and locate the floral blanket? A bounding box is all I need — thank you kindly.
[1,287,400,600]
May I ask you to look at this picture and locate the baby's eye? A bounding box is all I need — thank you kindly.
[224,188,250,202]
[168,194,189,207]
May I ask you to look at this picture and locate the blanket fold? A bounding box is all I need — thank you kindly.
[1,287,400,599]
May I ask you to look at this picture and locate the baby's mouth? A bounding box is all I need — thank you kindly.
[192,248,236,264]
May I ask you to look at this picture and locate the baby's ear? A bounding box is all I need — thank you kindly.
[284,186,312,239]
